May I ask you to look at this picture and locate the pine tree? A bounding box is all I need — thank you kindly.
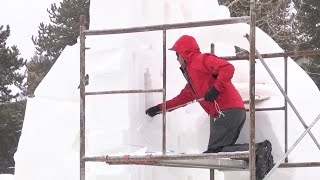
[218,0,297,51]
[26,54,52,97]
[0,25,26,103]
[28,0,90,95]
[293,0,320,89]
[293,0,320,50]
[0,25,26,174]
[219,0,320,89]
[0,101,26,174]
[32,0,90,63]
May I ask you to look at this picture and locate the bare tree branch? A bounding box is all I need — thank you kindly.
[305,70,320,76]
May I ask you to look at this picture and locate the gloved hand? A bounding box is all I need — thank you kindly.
[204,87,219,102]
[145,106,160,117]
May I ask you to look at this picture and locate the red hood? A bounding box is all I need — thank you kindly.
[170,35,201,63]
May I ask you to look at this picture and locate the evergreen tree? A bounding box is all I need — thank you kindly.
[219,0,320,89]
[0,25,26,103]
[218,0,297,51]
[293,0,320,50]
[28,0,90,95]
[32,0,90,63]
[0,101,26,174]
[0,25,26,174]
[293,0,320,89]
[26,54,52,97]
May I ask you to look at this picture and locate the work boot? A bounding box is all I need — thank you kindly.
[256,140,274,180]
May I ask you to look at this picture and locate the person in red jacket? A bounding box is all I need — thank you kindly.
[146,35,274,179]
[145,35,246,153]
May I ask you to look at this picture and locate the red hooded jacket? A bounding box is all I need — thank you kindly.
[158,35,244,117]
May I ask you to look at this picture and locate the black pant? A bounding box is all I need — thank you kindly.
[207,108,246,151]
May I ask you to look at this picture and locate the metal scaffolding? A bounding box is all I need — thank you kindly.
[79,0,320,179]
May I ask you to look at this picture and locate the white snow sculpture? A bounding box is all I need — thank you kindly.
[14,0,320,180]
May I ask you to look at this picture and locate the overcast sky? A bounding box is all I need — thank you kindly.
[0,0,62,60]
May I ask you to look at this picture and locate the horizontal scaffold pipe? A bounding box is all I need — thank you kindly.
[245,107,285,111]
[221,49,320,61]
[85,89,164,95]
[279,162,320,168]
[83,17,250,36]
[83,151,249,162]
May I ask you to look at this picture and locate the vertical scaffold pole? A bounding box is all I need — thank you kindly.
[249,0,256,179]
[80,15,86,180]
[162,29,167,155]
[284,56,288,163]
[210,43,215,180]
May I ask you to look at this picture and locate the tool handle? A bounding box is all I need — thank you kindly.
[160,98,204,113]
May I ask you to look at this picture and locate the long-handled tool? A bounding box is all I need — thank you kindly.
[159,98,204,113]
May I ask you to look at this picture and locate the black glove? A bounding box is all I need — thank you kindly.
[204,87,219,102]
[145,106,160,117]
